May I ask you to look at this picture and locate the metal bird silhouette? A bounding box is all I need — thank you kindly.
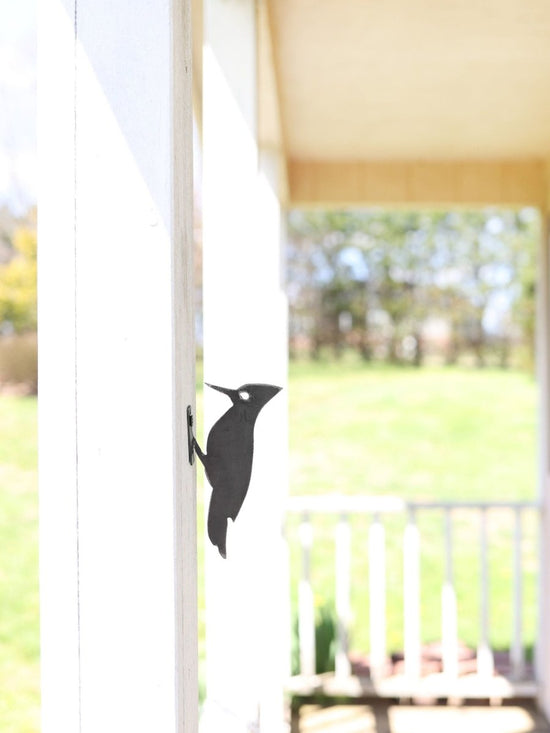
[193,382,282,558]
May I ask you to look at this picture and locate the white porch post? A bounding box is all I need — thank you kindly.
[201,0,288,730]
[38,1,197,731]
[537,206,550,717]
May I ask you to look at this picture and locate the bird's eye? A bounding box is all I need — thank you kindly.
[238,390,251,401]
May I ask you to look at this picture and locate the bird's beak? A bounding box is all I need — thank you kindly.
[205,383,239,401]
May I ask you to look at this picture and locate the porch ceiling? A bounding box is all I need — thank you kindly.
[268,0,550,160]
[263,0,550,207]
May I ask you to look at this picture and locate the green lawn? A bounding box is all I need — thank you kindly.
[0,363,540,729]
[288,361,536,502]
[0,397,39,733]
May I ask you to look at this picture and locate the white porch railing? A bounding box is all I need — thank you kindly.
[285,495,540,701]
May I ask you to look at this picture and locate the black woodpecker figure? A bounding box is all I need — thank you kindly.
[194,382,282,558]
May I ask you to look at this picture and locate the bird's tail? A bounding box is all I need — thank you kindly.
[207,495,228,559]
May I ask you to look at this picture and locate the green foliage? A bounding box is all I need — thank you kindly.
[0,227,37,334]
[291,601,337,675]
[314,603,336,674]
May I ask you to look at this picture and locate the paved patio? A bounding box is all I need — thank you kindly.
[297,701,550,733]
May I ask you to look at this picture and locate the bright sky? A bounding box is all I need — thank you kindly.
[0,0,36,214]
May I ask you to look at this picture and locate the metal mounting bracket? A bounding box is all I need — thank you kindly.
[186,405,195,465]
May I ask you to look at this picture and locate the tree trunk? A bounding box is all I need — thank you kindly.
[413,332,424,367]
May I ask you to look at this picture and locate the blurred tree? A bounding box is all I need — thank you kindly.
[0,206,17,263]
[286,207,537,367]
[508,209,539,369]
[288,209,439,363]
[287,210,367,359]
[0,226,37,333]
[357,211,439,365]
[436,210,537,368]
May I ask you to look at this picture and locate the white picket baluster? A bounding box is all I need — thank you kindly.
[442,508,458,678]
[404,509,421,680]
[335,514,351,678]
[511,507,525,679]
[298,513,316,676]
[369,513,387,681]
[478,508,494,677]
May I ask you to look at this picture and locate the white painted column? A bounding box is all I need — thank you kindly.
[201,1,288,730]
[537,209,550,716]
[38,1,197,731]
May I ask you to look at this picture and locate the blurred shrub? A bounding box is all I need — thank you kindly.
[291,601,336,675]
[0,333,38,394]
[315,603,336,673]
[0,227,37,333]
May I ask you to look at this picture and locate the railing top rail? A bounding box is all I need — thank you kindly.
[286,494,541,515]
